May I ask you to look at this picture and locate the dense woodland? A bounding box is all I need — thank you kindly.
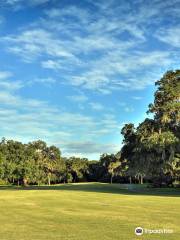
[0,70,179,187]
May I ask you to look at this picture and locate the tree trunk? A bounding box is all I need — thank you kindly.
[129,176,132,184]
[159,127,162,134]
[110,175,113,184]
[17,179,19,186]
[23,178,28,186]
[48,174,51,186]
[138,175,141,184]
[140,175,143,184]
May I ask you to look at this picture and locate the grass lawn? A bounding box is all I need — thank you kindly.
[0,183,179,240]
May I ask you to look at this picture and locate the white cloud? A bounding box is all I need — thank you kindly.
[2,1,178,93]
[30,0,50,5]
[67,94,88,103]
[89,102,104,111]
[132,96,143,100]
[0,71,122,159]
[5,0,22,5]
[0,71,12,79]
[4,0,51,8]
[61,141,119,155]
[41,60,62,70]
[70,71,110,91]
[0,71,24,91]
[124,106,134,113]
[156,26,180,48]
[68,50,173,92]
[0,91,19,105]
[45,5,91,24]
[28,77,56,86]
[4,28,76,61]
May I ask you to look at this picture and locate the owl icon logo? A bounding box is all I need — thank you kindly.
[135,227,143,236]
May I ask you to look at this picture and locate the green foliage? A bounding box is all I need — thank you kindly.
[0,139,66,185]
[0,139,92,185]
[66,173,73,183]
[65,157,89,182]
[0,179,8,185]
[100,153,128,183]
[121,70,180,186]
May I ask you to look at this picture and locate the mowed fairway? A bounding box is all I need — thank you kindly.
[0,183,179,240]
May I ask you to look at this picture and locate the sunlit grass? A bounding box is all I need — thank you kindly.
[0,183,179,240]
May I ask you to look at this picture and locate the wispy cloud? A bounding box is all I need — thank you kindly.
[132,96,143,100]
[61,141,119,155]
[2,0,51,9]
[3,29,76,62]
[0,70,122,158]
[67,93,88,103]
[27,77,56,86]
[0,71,23,91]
[89,102,104,111]
[156,26,180,48]
[124,106,134,113]
[41,60,62,70]
[0,0,179,158]
[2,6,177,95]
[0,71,12,79]
[2,1,178,92]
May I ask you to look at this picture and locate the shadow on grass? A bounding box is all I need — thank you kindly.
[0,183,180,197]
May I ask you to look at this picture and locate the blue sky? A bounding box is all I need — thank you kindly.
[0,0,179,159]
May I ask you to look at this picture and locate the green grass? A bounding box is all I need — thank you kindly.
[0,183,179,240]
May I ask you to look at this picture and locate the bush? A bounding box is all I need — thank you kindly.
[67,173,73,183]
[0,179,9,185]
[172,180,180,188]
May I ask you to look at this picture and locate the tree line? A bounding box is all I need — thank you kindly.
[0,70,179,187]
[0,139,90,185]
